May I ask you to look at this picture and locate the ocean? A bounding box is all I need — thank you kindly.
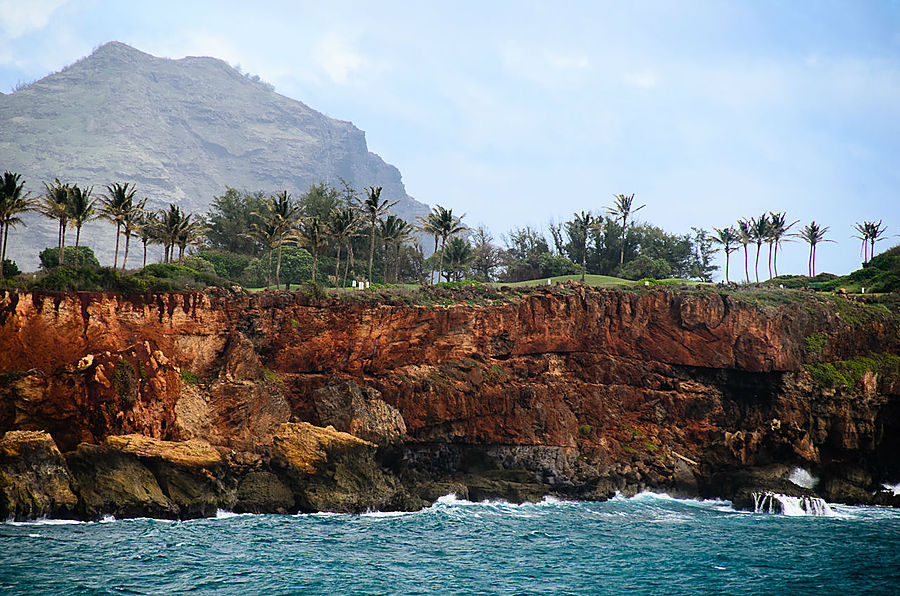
[3,493,899,595]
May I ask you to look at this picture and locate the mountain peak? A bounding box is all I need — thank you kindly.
[0,42,428,271]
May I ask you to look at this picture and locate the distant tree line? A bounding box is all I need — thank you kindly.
[0,169,894,289]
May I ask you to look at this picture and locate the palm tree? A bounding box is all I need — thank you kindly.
[247,218,280,288]
[736,219,752,284]
[156,204,189,264]
[67,184,97,266]
[711,227,739,284]
[379,215,415,283]
[434,206,466,282]
[136,211,158,268]
[39,180,71,266]
[174,215,204,265]
[417,208,443,283]
[119,197,146,271]
[101,182,137,269]
[798,222,834,277]
[767,212,798,278]
[444,237,474,281]
[852,220,888,264]
[606,193,645,266]
[290,216,324,284]
[265,191,301,289]
[327,206,359,286]
[0,172,33,280]
[569,210,598,282]
[748,214,770,283]
[362,186,398,283]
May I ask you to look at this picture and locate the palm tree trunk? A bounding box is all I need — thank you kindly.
[334,243,342,286]
[743,246,749,284]
[368,218,376,283]
[767,243,773,280]
[312,247,318,284]
[142,241,148,269]
[754,244,761,283]
[870,238,876,262]
[178,245,185,265]
[0,224,8,280]
[57,222,63,266]
[619,216,627,265]
[276,242,283,290]
[59,225,67,266]
[725,252,730,284]
[808,244,813,277]
[395,243,401,283]
[113,223,121,269]
[438,238,447,283]
[74,226,82,266]
[122,232,131,271]
[266,248,272,288]
[343,244,354,287]
[772,242,778,277]
[811,245,817,277]
[431,237,439,284]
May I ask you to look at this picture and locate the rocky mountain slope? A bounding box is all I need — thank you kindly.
[0,41,428,270]
[1,285,899,519]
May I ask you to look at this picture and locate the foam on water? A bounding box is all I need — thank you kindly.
[788,467,819,489]
[882,482,900,496]
[751,492,840,517]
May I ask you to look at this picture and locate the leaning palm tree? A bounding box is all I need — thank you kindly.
[66,184,97,266]
[100,182,137,269]
[852,222,869,263]
[289,216,324,284]
[767,212,798,278]
[435,206,466,283]
[119,197,146,271]
[327,206,360,286]
[748,213,771,283]
[417,208,444,283]
[156,204,187,264]
[362,186,398,283]
[0,172,34,279]
[798,222,834,277]
[606,193,645,266]
[174,215,205,265]
[39,180,71,266]
[711,227,740,284]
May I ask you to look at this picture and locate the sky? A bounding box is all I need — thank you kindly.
[1,0,898,279]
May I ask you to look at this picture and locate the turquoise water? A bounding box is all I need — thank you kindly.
[3,493,899,595]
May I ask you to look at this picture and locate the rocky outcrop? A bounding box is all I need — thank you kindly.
[1,286,899,518]
[0,430,78,520]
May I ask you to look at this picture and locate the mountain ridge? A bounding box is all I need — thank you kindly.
[1,41,429,270]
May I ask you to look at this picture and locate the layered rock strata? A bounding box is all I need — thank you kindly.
[1,286,898,519]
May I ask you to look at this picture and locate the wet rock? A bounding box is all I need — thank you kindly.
[270,422,406,513]
[0,430,78,520]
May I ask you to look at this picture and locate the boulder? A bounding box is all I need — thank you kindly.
[0,430,78,520]
[313,380,406,445]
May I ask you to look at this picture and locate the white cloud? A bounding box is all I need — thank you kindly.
[0,0,68,39]
[314,32,365,85]
[624,70,657,89]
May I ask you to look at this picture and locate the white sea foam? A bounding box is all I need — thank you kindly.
[7,518,84,526]
[882,482,900,496]
[99,515,117,523]
[751,492,841,517]
[788,467,819,489]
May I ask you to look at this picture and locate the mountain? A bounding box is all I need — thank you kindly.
[0,41,429,270]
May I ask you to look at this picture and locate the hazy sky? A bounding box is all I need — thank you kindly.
[1,0,898,278]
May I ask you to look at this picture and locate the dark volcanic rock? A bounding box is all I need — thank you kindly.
[0,430,78,520]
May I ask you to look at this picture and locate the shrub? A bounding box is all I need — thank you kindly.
[31,266,149,292]
[620,255,672,281]
[194,250,251,280]
[39,246,100,269]
[1,259,20,277]
[180,255,217,275]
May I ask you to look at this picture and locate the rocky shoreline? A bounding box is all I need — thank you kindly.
[2,285,899,520]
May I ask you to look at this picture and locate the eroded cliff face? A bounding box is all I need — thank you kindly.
[1,286,898,519]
